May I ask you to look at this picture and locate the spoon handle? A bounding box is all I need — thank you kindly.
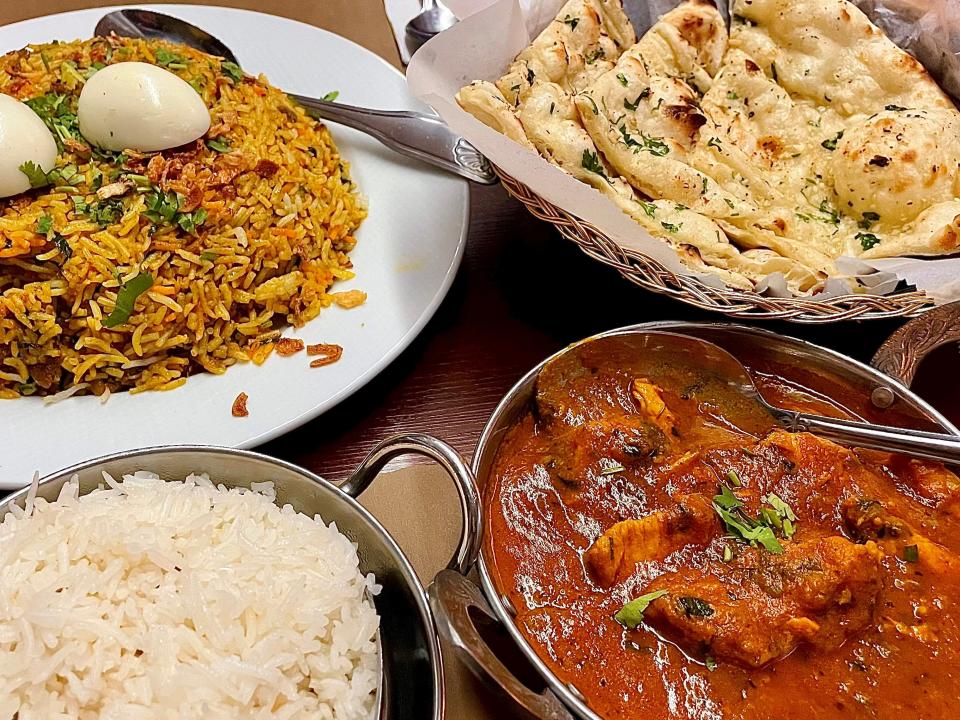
[785,411,960,465]
[290,94,498,185]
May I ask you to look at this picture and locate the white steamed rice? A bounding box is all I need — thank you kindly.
[0,472,381,720]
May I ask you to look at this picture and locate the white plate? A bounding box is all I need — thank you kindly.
[0,5,468,489]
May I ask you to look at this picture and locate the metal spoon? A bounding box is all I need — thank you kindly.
[405,0,458,53]
[559,331,960,465]
[94,9,497,185]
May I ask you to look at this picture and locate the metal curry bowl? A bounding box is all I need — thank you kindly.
[0,434,482,720]
[429,306,960,720]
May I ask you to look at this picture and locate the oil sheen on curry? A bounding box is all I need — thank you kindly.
[486,335,959,719]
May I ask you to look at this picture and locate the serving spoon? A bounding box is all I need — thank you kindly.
[94,9,497,185]
[565,331,960,465]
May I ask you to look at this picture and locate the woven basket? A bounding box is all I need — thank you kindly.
[496,168,935,323]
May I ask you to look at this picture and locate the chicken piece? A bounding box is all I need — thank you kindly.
[842,497,960,575]
[586,494,715,586]
[630,378,677,437]
[642,536,882,667]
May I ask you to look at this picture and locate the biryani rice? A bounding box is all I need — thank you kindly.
[0,37,367,398]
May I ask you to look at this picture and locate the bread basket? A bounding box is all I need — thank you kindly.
[495,168,935,323]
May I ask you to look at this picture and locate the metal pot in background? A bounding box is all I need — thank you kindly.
[430,306,960,720]
[0,434,482,720]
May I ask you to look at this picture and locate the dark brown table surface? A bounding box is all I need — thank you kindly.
[263,179,960,478]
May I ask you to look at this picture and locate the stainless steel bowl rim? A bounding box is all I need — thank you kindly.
[471,321,959,720]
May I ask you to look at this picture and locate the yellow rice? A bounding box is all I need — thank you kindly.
[0,37,366,398]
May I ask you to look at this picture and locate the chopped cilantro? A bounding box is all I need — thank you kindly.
[36,215,53,235]
[857,232,881,251]
[707,137,722,150]
[581,149,606,178]
[821,130,844,151]
[103,272,153,328]
[25,93,80,148]
[19,161,50,189]
[770,62,779,83]
[712,484,784,554]
[177,207,208,235]
[678,596,714,618]
[638,200,657,218]
[818,199,840,225]
[220,61,244,82]
[726,90,739,100]
[144,189,181,225]
[200,250,218,262]
[642,135,669,156]
[155,47,187,69]
[562,15,579,30]
[616,72,628,87]
[885,104,907,111]
[89,198,125,228]
[624,94,642,111]
[206,138,232,153]
[585,48,604,64]
[583,94,599,115]
[705,655,718,672]
[858,211,880,229]
[321,90,340,102]
[614,589,669,629]
[660,221,681,234]
[762,493,798,539]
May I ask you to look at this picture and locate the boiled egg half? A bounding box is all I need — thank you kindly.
[0,94,57,199]
[78,62,211,152]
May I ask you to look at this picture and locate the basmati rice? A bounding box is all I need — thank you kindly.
[0,472,381,719]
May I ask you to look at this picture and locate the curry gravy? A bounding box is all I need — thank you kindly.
[486,336,960,719]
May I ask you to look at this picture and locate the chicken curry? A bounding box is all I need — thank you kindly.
[485,334,960,719]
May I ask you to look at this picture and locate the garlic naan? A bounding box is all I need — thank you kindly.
[458,0,960,293]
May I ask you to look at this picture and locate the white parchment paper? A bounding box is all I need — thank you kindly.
[407,0,960,302]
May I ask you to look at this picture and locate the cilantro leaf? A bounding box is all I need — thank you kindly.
[821,130,844,151]
[25,93,81,148]
[221,61,244,82]
[206,138,232,153]
[858,211,880,230]
[712,484,784,554]
[638,200,657,218]
[321,90,340,102]
[614,590,669,629]
[103,272,153,328]
[19,161,50,188]
[36,214,53,235]
[677,596,714,618]
[155,48,187,69]
[581,149,607,178]
[857,232,881,251]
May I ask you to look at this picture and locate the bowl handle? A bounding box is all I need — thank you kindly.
[429,569,575,720]
[872,300,960,386]
[340,433,482,576]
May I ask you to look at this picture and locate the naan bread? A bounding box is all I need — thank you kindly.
[457,0,960,294]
